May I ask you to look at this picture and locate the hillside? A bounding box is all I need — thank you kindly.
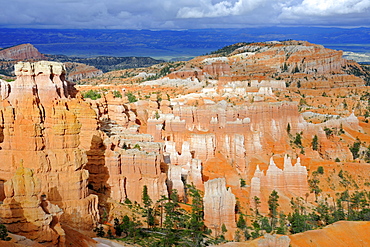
[213,221,370,247]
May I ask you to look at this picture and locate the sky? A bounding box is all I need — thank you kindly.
[0,0,369,29]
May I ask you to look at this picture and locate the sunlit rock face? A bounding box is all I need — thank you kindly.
[203,178,236,240]
[0,164,65,246]
[250,155,310,213]
[0,61,99,232]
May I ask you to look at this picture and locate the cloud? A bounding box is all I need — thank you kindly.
[280,0,370,18]
[176,0,266,18]
[0,0,369,29]
[278,0,370,26]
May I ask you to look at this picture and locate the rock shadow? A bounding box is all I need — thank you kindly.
[85,134,111,222]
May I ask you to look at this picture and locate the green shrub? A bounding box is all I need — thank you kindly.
[113,90,122,98]
[349,138,361,160]
[133,144,141,150]
[240,178,246,187]
[126,92,138,103]
[82,90,101,100]
[317,166,324,175]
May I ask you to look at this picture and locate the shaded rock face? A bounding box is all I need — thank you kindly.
[0,44,45,61]
[0,61,99,232]
[204,178,236,240]
[0,164,65,246]
[85,94,169,204]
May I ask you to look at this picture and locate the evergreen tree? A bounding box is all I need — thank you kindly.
[349,138,361,160]
[288,197,313,233]
[0,224,11,241]
[252,196,261,217]
[237,214,246,229]
[142,185,155,228]
[312,135,318,151]
[221,223,228,239]
[260,217,272,233]
[114,217,123,237]
[308,173,322,202]
[315,201,332,225]
[268,190,279,231]
[236,213,250,241]
[293,132,302,147]
[185,184,206,247]
[340,190,351,219]
[276,212,287,234]
[157,189,188,246]
[332,198,346,222]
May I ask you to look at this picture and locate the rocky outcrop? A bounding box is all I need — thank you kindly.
[0,44,45,61]
[204,178,236,240]
[0,61,99,232]
[0,164,65,246]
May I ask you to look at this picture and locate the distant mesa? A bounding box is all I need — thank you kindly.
[0,43,46,61]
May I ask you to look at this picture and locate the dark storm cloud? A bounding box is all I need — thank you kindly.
[0,0,369,29]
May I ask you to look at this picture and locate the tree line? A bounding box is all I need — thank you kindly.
[95,184,227,246]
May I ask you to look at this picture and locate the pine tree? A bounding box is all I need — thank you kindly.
[268,190,279,231]
[237,214,246,229]
[312,135,318,151]
[308,173,322,202]
[252,196,261,217]
[157,189,189,246]
[185,184,206,247]
[0,224,11,241]
[142,185,155,228]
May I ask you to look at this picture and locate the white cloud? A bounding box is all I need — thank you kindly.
[176,0,266,18]
[281,0,370,17]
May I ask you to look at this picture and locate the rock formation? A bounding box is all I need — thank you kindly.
[204,178,236,240]
[250,155,309,213]
[0,164,65,246]
[0,61,99,235]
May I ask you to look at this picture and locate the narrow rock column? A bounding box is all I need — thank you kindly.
[203,178,236,240]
